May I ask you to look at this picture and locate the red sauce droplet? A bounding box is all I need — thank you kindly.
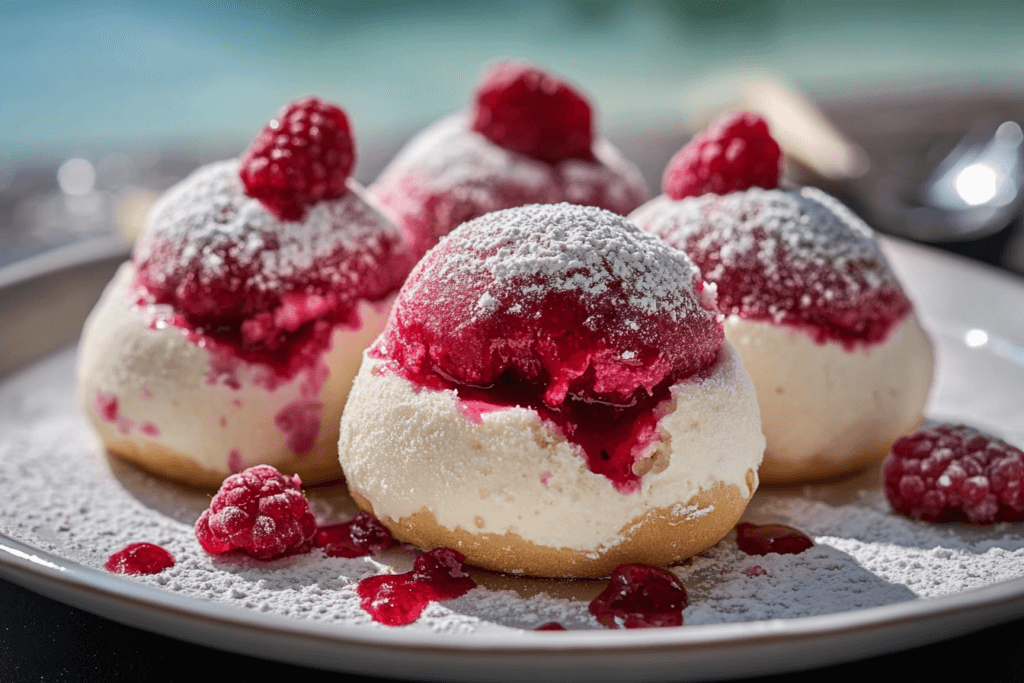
[744,564,768,577]
[535,622,567,631]
[588,563,688,629]
[357,547,476,626]
[315,511,396,558]
[105,542,175,575]
[735,522,814,556]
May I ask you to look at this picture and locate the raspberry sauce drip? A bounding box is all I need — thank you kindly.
[393,361,676,493]
[735,523,814,556]
[105,543,175,575]
[315,511,396,558]
[357,548,476,626]
[588,563,688,629]
[140,291,355,386]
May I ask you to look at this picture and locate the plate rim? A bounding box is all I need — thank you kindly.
[2,235,1024,679]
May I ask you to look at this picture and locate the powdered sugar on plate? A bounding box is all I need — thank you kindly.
[2,345,1023,636]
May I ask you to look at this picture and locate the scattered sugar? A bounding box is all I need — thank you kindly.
[3,348,1024,638]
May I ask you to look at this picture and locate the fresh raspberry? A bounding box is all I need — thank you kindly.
[662,111,781,200]
[239,96,356,221]
[471,61,595,163]
[195,465,317,560]
[883,424,1024,523]
[588,564,688,629]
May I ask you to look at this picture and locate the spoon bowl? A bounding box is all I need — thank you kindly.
[876,119,1024,242]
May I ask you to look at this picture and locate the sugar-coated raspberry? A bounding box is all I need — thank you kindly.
[195,465,317,560]
[471,61,595,163]
[239,97,356,221]
[662,111,781,200]
[883,424,1024,523]
[588,564,688,629]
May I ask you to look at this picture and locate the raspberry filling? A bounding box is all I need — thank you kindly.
[105,543,175,575]
[133,161,407,382]
[373,204,722,492]
[634,187,912,349]
[883,424,1024,523]
[357,547,477,626]
[588,563,688,629]
[735,523,814,556]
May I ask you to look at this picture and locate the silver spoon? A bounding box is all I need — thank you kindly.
[903,119,1024,241]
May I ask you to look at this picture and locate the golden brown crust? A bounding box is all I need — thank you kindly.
[350,470,755,579]
[98,431,343,490]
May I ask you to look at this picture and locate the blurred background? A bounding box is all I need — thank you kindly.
[3,0,1024,268]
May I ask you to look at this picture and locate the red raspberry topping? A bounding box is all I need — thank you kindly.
[314,511,396,558]
[588,564,688,629]
[632,187,912,348]
[735,523,814,556]
[471,61,595,164]
[883,424,1024,523]
[194,465,317,560]
[105,543,175,575]
[373,204,722,491]
[133,160,408,379]
[239,97,355,221]
[357,547,477,626]
[662,111,781,200]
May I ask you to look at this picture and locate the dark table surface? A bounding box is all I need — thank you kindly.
[3,92,1024,682]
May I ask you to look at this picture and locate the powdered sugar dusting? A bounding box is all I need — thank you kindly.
[4,348,1024,638]
[630,187,912,346]
[408,203,710,325]
[371,114,649,258]
[134,160,409,320]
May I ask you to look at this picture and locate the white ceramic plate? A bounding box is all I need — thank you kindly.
[1,237,1023,682]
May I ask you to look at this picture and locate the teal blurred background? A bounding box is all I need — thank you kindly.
[4,0,1023,163]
